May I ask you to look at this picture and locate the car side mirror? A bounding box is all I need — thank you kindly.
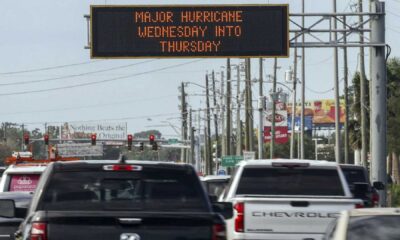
[0,199,16,218]
[212,202,233,219]
[373,181,385,190]
[353,182,369,199]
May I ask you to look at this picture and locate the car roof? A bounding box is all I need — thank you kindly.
[238,159,337,167]
[201,175,231,181]
[339,164,367,170]
[52,160,193,171]
[4,164,47,174]
[348,208,400,217]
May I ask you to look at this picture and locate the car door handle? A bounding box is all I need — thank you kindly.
[118,218,142,225]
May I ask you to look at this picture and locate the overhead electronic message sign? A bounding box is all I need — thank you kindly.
[90,5,289,58]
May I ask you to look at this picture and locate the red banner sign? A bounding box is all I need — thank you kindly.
[264,126,288,144]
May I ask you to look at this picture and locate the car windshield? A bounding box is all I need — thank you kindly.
[347,215,400,240]
[39,169,208,212]
[236,167,345,196]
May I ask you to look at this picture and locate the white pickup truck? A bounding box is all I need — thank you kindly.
[220,159,363,240]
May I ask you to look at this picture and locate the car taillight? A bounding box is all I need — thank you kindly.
[234,202,244,232]
[372,192,380,207]
[355,203,364,209]
[103,165,142,171]
[212,223,226,240]
[31,222,47,240]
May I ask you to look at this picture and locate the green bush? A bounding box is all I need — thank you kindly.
[389,184,400,207]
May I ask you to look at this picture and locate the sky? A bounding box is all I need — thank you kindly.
[0,0,399,138]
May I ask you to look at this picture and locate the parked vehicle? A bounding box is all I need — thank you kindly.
[221,159,364,240]
[324,208,400,240]
[4,159,232,240]
[200,175,231,199]
[0,192,32,240]
[340,164,384,207]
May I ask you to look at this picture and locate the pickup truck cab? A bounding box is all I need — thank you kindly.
[221,159,363,240]
[0,164,47,193]
[8,159,232,240]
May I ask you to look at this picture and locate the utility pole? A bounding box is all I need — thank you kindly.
[205,74,213,174]
[290,38,298,159]
[343,16,350,164]
[245,60,250,151]
[258,58,264,159]
[359,0,368,168]
[189,109,195,165]
[270,58,278,159]
[333,0,341,164]
[220,70,226,156]
[236,65,243,156]
[300,0,306,159]
[180,82,188,163]
[245,58,254,151]
[21,124,25,151]
[226,58,232,156]
[370,1,387,206]
[212,71,220,165]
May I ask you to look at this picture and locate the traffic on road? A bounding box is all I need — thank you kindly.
[1,0,399,239]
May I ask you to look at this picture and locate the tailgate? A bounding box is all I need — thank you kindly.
[243,198,357,235]
[44,212,217,240]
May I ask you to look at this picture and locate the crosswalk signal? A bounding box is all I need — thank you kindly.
[139,142,144,152]
[127,134,133,151]
[44,134,49,145]
[24,133,30,145]
[91,134,97,146]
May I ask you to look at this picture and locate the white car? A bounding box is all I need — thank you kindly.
[221,159,363,240]
[324,208,400,240]
[0,164,47,193]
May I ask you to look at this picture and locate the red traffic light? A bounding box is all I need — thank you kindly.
[44,134,49,145]
[91,134,97,145]
[127,134,133,141]
[24,133,29,145]
[149,134,155,143]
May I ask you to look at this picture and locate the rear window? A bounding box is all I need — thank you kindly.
[8,174,41,192]
[203,181,229,197]
[236,167,345,196]
[341,168,367,187]
[347,216,400,240]
[39,168,208,212]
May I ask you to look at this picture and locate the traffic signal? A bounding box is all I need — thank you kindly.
[127,134,133,151]
[91,134,97,146]
[44,134,49,145]
[139,142,144,152]
[149,134,155,145]
[24,133,29,145]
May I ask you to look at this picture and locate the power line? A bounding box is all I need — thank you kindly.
[0,59,203,97]
[0,60,157,86]
[0,94,176,116]
[0,60,101,75]
[15,112,182,125]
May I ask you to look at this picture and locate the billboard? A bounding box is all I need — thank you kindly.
[57,143,103,157]
[61,122,127,140]
[287,99,346,126]
[90,5,289,58]
[287,116,313,131]
[264,102,288,144]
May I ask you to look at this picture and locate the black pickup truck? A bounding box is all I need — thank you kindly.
[0,159,232,240]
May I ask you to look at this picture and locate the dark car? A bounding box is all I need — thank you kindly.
[4,159,232,240]
[340,164,383,207]
[0,192,32,240]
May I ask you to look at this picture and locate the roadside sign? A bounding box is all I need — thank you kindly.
[221,155,244,167]
[57,143,103,157]
[243,151,256,160]
[90,5,289,58]
[167,138,179,144]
